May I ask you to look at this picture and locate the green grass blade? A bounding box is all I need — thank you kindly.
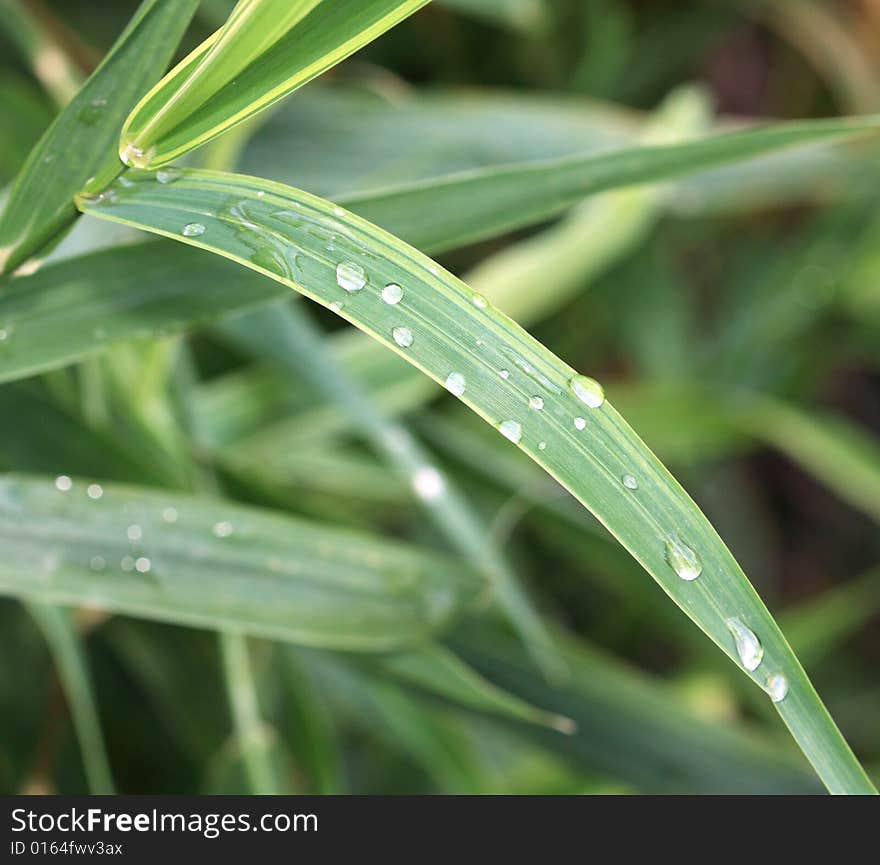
[0,475,485,650]
[218,303,564,679]
[77,167,877,793]
[218,630,280,793]
[24,602,115,793]
[375,645,574,732]
[0,0,200,275]
[342,112,880,254]
[119,0,432,168]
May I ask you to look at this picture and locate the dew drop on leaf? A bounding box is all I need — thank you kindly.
[765,673,788,702]
[182,222,206,237]
[570,374,605,409]
[498,420,522,444]
[392,326,413,348]
[664,536,702,581]
[444,372,466,397]
[726,617,763,671]
[382,283,404,304]
[336,261,366,292]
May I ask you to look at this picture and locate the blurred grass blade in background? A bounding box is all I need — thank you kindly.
[0,0,200,275]
[0,476,486,650]
[77,168,876,793]
[119,0,432,168]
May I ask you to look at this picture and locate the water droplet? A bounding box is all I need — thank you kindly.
[213,520,234,538]
[574,417,586,430]
[538,441,547,450]
[329,300,343,313]
[336,261,366,292]
[382,283,403,304]
[162,507,178,524]
[256,190,265,199]
[0,327,9,342]
[333,206,345,217]
[87,483,103,500]
[81,189,116,206]
[120,555,135,572]
[89,555,106,572]
[126,524,142,542]
[412,467,446,502]
[498,369,510,380]
[498,420,522,444]
[570,374,605,409]
[444,372,466,397]
[529,396,544,410]
[156,167,180,184]
[664,536,702,581]
[472,294,488,309]
[392,326,413,348]
[182,222,205,237]
[54,475,72,492]
[135,556,151,574]
[119,140,152,168]
[726,617,763,671]
[622,474,638,490]
[765,673,788,703]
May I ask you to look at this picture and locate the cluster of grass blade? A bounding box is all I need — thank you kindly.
[1,0,879,795]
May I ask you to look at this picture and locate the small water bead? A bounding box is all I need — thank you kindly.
[622,474,639,490]
[498,420,522,444]
[162,507,178,524]
[54,475,72,492]
[336,261,366,292]
[570,374,605,409]
[135,556,151,574]
[155,167,180,184]
[213,521,234,538]
[574,417,586,431]
[726,617,764,671]
[126,524,142,542]
[90,556,106,572]
[664,536,702,581]
[472,294,488,309]
[87,483,103,500]
[498,369,510,380]
[765,673,788,703]
[382,283,404,305]
[333,207,345,217]
[392,326,413,348]
[120,555,135,572]
[529,396,544,411]
[329,300,344,313]
[444,372,466,397]
[182,222,206,237]
[538,441,547,450]
[412,467,446,502]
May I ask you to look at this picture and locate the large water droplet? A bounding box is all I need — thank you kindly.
[498,420,522,444]
[54,475,72,492]
[392,326,413,348]
[570,374,605,409]
[444,372,466,397]
[182,222,205,237]
[726,617,763,671]
[765,673,788,703]
[664,536,702,581]
[529,396,544,410]
[135,556,151,574]
[87,483,103,500]
[382,283,403,304]
[622,474,638,490]
[336,261,366,292]
[574,417,586,430]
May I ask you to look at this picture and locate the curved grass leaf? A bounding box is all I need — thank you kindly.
[0,475,486,651]
[77,168,876,793]
[119,0,432,168]
[0,0,200,275]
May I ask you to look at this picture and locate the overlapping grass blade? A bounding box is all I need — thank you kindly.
[0,0,200,274]
[0,475,486,650]
[76,167,876,793]
[119,0,432,168]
